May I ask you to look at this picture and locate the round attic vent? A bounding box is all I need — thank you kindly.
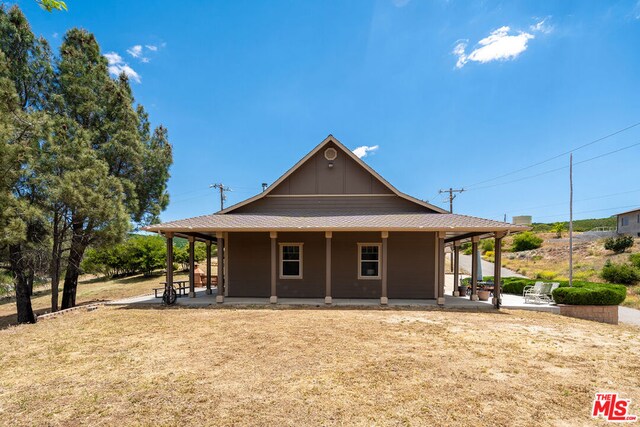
[324,147,337,161]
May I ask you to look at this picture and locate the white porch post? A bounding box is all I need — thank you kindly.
[470,236,480,301]
[453,241,460,296]
[270,231,277,303]
[325,231,332,305]
[381,231,388,305]
[216,232,224,303]
[437,231,445,305]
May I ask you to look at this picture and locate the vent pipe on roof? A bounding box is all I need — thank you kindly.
[262,183,268,192]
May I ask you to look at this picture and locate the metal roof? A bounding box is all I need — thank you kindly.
[145,212,528,233]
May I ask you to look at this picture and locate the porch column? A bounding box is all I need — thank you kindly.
[470,236,479,301]
[493,232,505,308]
[165,232,174,289]
[381,231,388,305]
[270,231,277,304]
[205,241,212,295]
[188,236,196,297]
[437,232,445,305]
[216,232,224,303]
[453,241,460,296]
[325,231,332,304]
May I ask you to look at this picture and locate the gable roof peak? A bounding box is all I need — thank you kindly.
[219,135,448,214]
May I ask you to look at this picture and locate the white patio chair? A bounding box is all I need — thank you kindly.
[524,281,555,304]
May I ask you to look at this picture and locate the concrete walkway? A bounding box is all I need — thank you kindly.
[459,253,525,278]
[619,306,640,327]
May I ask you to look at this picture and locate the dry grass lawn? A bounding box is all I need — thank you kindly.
[1,307,639,426]
[0,272,189,328]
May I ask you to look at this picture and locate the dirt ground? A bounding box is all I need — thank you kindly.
[0,307,638,426]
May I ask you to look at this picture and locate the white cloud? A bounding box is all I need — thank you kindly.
[352,145,379,159]
[454,26,534,68]
[530,18,553,34]
[127,45,143,58]
[104,51,141,83]
[145,44,158,51]
[52,32,59,38]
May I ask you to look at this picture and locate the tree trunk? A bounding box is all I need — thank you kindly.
[60,222,87,310]
[50,211,62,312]
[9,244,36,324]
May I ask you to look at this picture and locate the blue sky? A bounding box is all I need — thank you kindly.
[17,0,640,223]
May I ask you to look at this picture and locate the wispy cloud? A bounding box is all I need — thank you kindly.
[530,18,553,34]
[145,44,158,51]
[353,145,379,159]
[105,52,141,83]
[453,18,552,68]
[127,45,143,58]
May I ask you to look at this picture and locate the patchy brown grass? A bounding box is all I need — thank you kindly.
[0,307,638,426]
[0,271,189,328]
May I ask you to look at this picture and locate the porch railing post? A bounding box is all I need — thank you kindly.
[205,240,212,295]
[216,232,224,303]
[325,231,332,305]
[437,231,445,305]
[453,241,460,296]
[470,236,480,301]
[381,231,388,305]
[188,236,196,298]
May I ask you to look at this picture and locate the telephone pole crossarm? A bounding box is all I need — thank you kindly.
[438,187,465,213]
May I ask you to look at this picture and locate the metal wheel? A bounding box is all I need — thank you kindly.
[163,285,177,305]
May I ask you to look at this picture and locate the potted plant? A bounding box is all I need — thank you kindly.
[457,285,467,296]
[477,285,490,301]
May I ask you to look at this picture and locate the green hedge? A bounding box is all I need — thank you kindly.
[459,276,626,305]
[552,283,626,306]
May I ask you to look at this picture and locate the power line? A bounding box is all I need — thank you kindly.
[468,139,640,191]
[464,120,640,189]
[438,188,464,213]
[533,204,639,220]
[480,187,640,217]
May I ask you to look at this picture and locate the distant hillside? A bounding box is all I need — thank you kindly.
[531,217,616,233]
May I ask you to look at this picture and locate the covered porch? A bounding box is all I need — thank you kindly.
[157,228,510,309]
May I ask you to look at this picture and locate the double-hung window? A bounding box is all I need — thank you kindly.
[280,243,303,279]
[358,243,381,279]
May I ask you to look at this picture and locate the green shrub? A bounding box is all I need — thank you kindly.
[629,253,640,269]
[536,270,558,280]
[501,278,531,295]
[552,282,626,306]
[511,232,543,252]
[604,236,634,254]
[601,260,640,285]
[481,239,494,253]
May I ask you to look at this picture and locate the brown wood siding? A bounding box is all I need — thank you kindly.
[276,232,325,298]
[332,232,382,298]
[227,232,270,297]
[387,232,436,299]
[233,195,429,214]
[269,142,393,196]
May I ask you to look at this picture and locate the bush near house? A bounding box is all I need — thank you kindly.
[604,236,634,254]
[466,276,627,305]
[601,260,640,285]
[511,232,543,252]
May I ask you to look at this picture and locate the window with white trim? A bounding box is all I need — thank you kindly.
[358,243,381,279]
[280,243,303,279]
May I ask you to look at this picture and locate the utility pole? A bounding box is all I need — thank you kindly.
[439,188,464,213]
[569,153,573,287]
[209,183,231,211]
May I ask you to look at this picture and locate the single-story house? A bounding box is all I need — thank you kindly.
[145,135,528,307]
[616,207,640,237]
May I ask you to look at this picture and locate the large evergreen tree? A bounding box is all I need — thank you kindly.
[0,5,172,319]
